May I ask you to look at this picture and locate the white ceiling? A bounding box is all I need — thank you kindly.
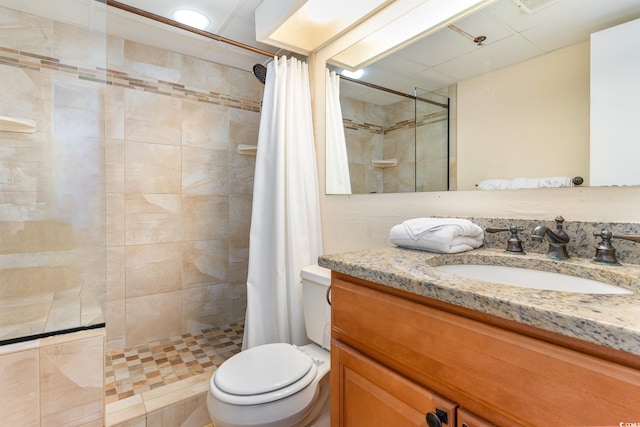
[103,0,285,71]
[3,0,640,103]
[339,0,640,104]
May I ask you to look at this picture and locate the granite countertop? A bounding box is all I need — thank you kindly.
[318,247,640,356]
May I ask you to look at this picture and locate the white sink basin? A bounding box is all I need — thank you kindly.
[435,264,633,294]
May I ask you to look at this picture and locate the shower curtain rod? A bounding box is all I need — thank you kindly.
[340,74,449,109]
[103,0,447,109]
[103,0,277,59]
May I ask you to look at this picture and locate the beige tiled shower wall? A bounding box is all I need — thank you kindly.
[0,328,105,426]
[341,95,417,193]
[1,2,261,422]
[0,4,259,349]
[383,98,416,193]
[341,96,384,194]
[104,37,261,350]
[0,6,107,341]
[0,4,108,425]
[341,93,448,194]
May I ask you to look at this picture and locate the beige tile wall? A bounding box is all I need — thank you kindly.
[340,96,384,194]
[1,4,261,425]
[341,94,448,194]
[0,6,106,341]
[106,371,212,427]
[0,328,105,427]
[105,37,261,349]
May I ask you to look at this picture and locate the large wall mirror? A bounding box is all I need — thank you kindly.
[325,0,640,194]
[334,79,449,194]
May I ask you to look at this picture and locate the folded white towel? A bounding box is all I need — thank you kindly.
[389,218,484,254]
[478,176,574,190]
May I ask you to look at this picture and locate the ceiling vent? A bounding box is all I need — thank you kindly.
[511,0,560,13]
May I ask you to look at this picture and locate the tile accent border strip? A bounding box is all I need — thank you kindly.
[343,110,448,136]
[0,46,261,113]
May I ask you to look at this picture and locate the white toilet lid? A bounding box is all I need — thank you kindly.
[214,343,314,396]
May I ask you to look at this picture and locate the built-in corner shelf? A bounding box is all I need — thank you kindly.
[371,159,397,168]
[237,144,257,156]
[0,116,36,133]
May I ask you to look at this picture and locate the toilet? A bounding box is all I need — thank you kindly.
[207,264,332,427]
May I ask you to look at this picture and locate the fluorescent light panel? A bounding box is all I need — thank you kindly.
[256,0,391,54]
[332,0,497,70]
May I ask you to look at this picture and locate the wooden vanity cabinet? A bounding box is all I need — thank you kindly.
[331,339,457,426]
[330,273,640,426]
[456,408,495,427]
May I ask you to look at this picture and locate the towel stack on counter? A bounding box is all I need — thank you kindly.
[389,218,484,254]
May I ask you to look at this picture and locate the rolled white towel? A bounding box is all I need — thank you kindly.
[390,218,484,254]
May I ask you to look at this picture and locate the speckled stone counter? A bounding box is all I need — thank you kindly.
[318,247,640,356]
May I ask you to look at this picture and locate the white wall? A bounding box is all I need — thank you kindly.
[590,18,640,187]
[310,30,640,255]
[457,41,590,190]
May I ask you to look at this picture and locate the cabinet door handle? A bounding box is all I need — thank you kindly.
[426,408,448,427]
[326,285,332,306]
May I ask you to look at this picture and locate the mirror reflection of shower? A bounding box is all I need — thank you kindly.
[328,77,449,194]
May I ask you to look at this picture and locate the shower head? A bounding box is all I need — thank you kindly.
[253,64,267,84]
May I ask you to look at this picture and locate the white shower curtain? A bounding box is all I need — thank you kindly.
[243,56,324,349]
[325,69,352,194]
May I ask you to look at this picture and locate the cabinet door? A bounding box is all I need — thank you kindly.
[457,408,495,427]
[331,339,456,427]
[332,277,640,424]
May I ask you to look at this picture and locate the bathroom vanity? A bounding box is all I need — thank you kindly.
[319,248,640,426]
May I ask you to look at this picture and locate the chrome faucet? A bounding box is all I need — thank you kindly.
[531,216,570,260]
[592,229,640,265]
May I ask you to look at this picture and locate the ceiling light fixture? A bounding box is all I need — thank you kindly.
[255,0,392,54]
[172,9,211,30]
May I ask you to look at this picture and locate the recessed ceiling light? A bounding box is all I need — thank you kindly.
[172,9,211,30]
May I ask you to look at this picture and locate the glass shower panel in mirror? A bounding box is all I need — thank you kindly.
[331,77,449,194]
[414,87,449,192]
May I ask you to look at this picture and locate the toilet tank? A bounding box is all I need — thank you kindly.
[301,264,331,348]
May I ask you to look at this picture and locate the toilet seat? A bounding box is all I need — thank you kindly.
[211,343,318,405]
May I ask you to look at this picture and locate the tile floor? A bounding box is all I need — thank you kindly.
[105,322,244,404]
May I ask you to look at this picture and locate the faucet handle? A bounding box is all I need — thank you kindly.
[486,226,525,254]
[592,230,620,265]
[611,232,640,243]
[593,229,640,265]
[554,215,569,236]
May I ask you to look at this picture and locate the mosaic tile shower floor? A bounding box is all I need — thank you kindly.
[105,322,244,404]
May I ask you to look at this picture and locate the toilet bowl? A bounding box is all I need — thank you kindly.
[207,264,331,427]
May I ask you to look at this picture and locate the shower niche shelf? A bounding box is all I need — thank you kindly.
[237,144,257,156]
[371,159,397,168]
[0,116,36,133]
